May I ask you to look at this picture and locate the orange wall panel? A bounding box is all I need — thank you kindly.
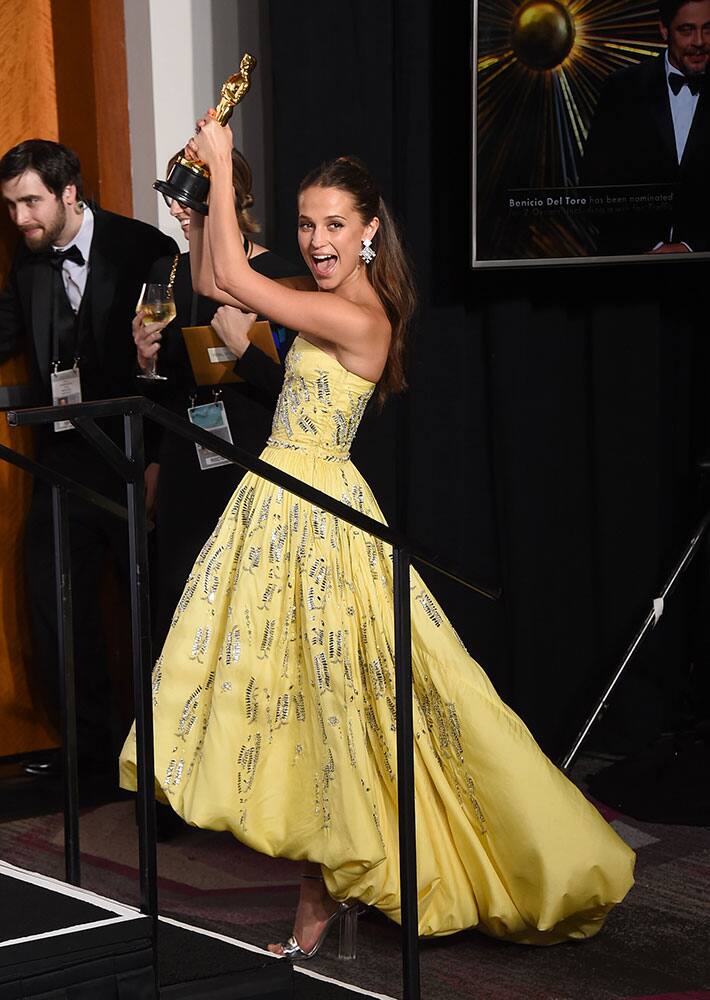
[90,0,133,216]
[50,0,133,215]
[0,0,59,755]
[0,0,135,758]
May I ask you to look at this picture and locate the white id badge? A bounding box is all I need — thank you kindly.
[207,346,237,363]
[50,367,82,432]
[187,400,234,470]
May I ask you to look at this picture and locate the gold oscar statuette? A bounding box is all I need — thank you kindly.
[153,52,257,215]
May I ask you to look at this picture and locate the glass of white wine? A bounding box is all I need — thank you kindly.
[136,283,176,381]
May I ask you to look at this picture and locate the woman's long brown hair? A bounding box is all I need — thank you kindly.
[298,156,417,404]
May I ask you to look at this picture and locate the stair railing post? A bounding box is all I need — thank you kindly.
[124,410,158,932]
[52,484,81,886]
[393,545,421,999]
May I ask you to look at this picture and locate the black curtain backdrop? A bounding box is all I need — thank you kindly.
[266,1,710,759]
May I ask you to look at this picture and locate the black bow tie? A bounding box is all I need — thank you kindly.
[668,71,703,96]
[49,244,85,267]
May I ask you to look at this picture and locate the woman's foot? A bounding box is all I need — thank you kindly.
[268,873,339,957]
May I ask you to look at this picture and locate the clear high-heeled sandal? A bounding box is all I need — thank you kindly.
[277,899,360,961]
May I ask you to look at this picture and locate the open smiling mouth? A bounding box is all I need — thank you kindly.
[312,254,337,277]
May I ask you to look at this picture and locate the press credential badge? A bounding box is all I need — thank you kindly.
[188,400,234,470]
[50,366,82,432]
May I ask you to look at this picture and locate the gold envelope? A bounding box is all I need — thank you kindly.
[181,319,278,386]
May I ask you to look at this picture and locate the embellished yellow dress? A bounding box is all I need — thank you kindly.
[120,336,634,943]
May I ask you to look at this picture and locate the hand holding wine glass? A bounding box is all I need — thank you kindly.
[133,310,168,372]
[135,283,176,381]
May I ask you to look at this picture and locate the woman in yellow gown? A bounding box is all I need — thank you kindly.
[120,117,634,959]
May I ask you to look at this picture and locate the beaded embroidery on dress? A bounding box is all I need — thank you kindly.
[120,335,634,942]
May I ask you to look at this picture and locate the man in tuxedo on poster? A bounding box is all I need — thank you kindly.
[582,0,710,256]
[0,139,177,785]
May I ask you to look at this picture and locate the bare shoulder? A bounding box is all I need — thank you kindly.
[336,329,390,384]
[306,305,390,384]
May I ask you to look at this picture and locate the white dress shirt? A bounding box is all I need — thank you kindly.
[52,204,94,314]
[665,50,700,164]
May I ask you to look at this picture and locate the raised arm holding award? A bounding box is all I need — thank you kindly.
[154,52,257,214]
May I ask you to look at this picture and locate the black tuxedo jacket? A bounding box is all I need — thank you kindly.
[0,206,177,407]
[581,55,710,254]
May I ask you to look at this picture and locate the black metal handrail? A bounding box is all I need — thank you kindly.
[9,396,500,600]
[4,394,500,1000]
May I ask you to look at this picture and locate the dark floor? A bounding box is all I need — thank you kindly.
[1,751,709,1000]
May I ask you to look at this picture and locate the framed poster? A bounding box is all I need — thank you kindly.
[472,0,710,267]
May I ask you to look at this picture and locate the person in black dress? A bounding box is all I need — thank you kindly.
[135,147,310,649]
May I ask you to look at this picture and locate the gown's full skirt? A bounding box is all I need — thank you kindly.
[120,337,634,943]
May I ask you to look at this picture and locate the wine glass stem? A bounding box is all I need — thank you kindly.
[140,355,158,377]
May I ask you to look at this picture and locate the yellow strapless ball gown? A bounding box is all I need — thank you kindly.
[120,336,634,943]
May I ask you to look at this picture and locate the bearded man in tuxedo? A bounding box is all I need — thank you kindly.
[582,0,710,256]
[0,139,177,786]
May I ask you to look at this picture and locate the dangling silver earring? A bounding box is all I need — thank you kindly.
[359,238,376,264]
